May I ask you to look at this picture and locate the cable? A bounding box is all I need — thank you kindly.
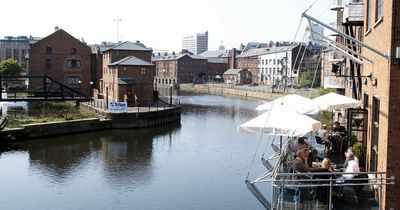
[246,96,277,179]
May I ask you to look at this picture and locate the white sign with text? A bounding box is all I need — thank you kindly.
[108,102,128,113]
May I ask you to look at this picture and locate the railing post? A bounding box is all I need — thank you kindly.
[43,75,48,100]
[0,76,2,100]
[329,177,333,210]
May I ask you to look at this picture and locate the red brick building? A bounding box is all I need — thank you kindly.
[29,29,92,95]
[236,48,269,83]
[360,0,400,208]
[99,41,155,106]
[154,53,208,85]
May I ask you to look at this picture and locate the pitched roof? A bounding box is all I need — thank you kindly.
[223,69,247,75]
[109,56,154,66]
[153,53,207,61]
[118,78,134,85]
[32,29,89,50]
[200,50,230,58]
[237,45,300,58]
[105,41,152,52]
[207,58,227,64]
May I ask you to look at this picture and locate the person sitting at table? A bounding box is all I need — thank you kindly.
[342,149,360,180]
[292,136,310,153]
[336,147,359,169]
[316,124,332,151]
[292,148,319,173]
[331,121,347,152]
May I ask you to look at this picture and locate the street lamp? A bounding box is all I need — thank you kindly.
[89,81,94,98]
[78,80,82,93]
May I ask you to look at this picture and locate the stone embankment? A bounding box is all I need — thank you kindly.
[1,107,181,142]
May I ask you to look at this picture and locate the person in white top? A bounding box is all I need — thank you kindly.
[342,149,360,179]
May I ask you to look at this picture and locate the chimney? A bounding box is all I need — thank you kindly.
[136,40,140,43]
[231,48,237,69]
[172,51,176,55]
[54,26,60,31]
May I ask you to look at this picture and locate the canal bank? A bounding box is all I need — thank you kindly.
[179,83,321,100]
[1,106,181,142]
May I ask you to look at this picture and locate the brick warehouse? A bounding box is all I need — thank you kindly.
[29,29,92,95]
[360,0,400,208]
[99,41,155,106]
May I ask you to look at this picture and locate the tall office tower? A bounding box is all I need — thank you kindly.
[182,31,208,54]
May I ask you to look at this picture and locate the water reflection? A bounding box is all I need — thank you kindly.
[17,125,181,186]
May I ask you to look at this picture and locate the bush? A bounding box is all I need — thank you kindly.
[353,142,365,167]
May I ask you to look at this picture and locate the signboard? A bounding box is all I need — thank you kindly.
[108,102,128,113]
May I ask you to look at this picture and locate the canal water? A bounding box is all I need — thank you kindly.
[0,92,270,210]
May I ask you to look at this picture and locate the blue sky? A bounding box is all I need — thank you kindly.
[1,0,334,51]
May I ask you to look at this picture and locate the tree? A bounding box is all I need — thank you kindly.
[298,69,313,88]
[0,59,23,76]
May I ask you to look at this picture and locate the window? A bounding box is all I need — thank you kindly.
[13,49,19,61]
[66,59,81,68]
[367,0,372,29]
[45,59,52,68]
[21,49,27,59]
[376,0,383,21]
[46,47,52,55]
[70,48,77,55]
[6,48,11,59]
[66,76,81,85]
[371,96,380,171]
[363,93,369,109]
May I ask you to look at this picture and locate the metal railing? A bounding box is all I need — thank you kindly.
[247,138,396,210]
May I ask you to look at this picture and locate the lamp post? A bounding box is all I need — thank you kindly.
[78,80,82,93]
[281,55,288,93]
[169,84,173,106]
[89,81,93,98]
[106,86,109,110]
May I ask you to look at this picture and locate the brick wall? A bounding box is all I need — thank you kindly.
[29,29,92,95]
[361,0,400,208]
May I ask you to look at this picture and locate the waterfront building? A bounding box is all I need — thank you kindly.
[236,48,269,83]
[222,69,251,85]
[182,31,208,55]
[29,29,92,95]
[307,0,400,207]
[99,41,155,106]
[153,51,208,85]
[90,42,118,89]
[361,0,400,207]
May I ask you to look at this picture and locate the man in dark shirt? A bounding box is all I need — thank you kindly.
[331,121,346,152]
[332,121,346,137]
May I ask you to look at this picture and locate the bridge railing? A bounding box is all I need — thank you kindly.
[0,75,90,101]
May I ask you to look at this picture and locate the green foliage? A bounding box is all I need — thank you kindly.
[318,88,336,96]
[6,102,96,128]
[319,110,333,130]
[298,69,313,88]
[0,59,23,76]
[353,142,366,167]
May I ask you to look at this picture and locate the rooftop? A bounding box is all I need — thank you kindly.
[105,41,152,52]
[109,56,154,66]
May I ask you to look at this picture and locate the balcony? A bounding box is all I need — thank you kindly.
[330,0,344,11]
[343,0,364,25]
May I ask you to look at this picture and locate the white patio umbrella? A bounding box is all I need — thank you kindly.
[256,94,320,115]
[311,92,361,110]
[238,105,322,137]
